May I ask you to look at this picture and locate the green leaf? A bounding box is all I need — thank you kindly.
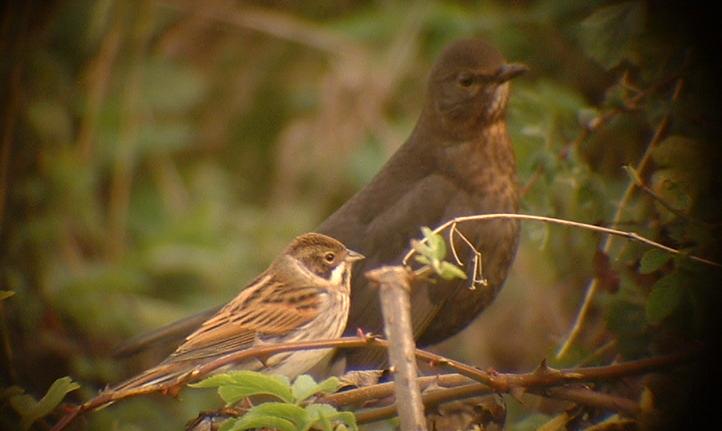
[305,404,338,431]
[646,274,685,324]
[305,404,358,431]
[332,411,358,431]
[245,402,307,429]
[305,403,339,419]
[639,249,672,274]
[9,376,80,430]
[292,375,341,404]
[190,371,293,404]
[312,377,342,397]
[422,227,446,261]
[579,2,644,69]
[411,240,434,260]
[437,261,467,280]
[0,290,15,301]
[223,414,297,431]
[291,375,317,403]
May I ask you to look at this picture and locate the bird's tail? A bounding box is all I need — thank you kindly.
[112,362,187,392]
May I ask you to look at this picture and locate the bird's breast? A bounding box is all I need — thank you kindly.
[439,120,517,203]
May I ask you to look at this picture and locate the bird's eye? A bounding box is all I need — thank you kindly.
[457,73,474,87]
[324,252,336,263]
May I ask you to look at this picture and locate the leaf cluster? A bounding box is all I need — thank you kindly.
[190,372,356,431]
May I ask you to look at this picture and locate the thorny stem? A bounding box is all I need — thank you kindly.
[52,334,702,431]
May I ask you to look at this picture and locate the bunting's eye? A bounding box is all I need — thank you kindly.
[324,252,336,263]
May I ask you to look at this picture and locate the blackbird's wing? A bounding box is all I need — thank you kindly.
[113,307,218,358]
[318,158,472,367]
[113,274,324,390]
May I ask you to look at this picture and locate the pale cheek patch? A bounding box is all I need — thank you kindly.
[483,83,509,119]
[329,262,348,287]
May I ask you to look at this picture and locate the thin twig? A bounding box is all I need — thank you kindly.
[401,213,720,269]
[545,387,640,416]
[448,223,463,266]
[450,226,487,288]
[354,384,641,424]
[367,266,426,431]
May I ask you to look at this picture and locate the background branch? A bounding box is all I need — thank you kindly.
[555,78,685,359]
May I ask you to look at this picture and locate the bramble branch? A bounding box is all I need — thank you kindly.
[52,333,702,430]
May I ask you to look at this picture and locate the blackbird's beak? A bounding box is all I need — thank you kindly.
[494,63,529,83]
[346,250,365,262]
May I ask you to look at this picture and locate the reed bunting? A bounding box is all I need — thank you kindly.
[113,233,363,390]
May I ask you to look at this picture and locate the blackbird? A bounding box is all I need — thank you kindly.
[116,38,525,370]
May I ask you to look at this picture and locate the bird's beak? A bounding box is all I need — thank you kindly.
[346,250,365,262]
[494,63,529,83]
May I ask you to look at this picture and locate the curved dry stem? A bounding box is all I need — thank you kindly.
[401,213,720,269]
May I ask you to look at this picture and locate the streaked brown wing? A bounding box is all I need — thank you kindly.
[164,274,324,364]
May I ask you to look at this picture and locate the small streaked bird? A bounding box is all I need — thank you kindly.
[113,233,363,391]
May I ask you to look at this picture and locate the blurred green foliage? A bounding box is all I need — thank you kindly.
[1,0,720,429]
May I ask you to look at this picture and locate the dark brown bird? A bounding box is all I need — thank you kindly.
[116,38,525,370]
[320,38,524,367]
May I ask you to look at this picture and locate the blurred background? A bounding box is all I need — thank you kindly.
[2,1,720,429]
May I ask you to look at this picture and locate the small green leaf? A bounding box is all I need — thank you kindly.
[9,376,80,430]
[437,261,467,280]
[312,377,341,396]
[333,411,358,431]
[291,375,317,403]
[292,375,341,404]
[420,226,434,240]
[245,402,307,429]
[223,414,297,431]
[639,249,672,274]
[0,290,15,301]
[305,404,358,431]
[190,371,293,404]
[422,227,446,261]
[646,274,685,324]
[414,254,430,265]
[411,240,434,259]
[305,403,338,419]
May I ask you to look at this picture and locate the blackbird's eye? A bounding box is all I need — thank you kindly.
[457,73,474,87]
[324,252,336,263]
